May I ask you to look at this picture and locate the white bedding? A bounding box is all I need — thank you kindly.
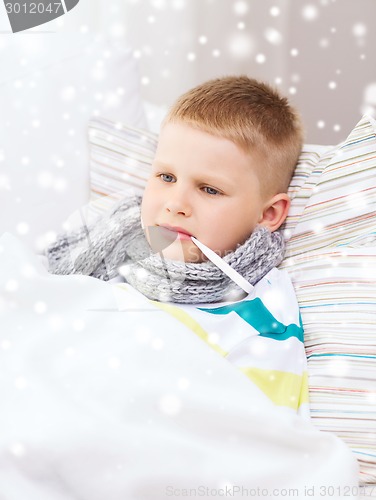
[0,232,360,499]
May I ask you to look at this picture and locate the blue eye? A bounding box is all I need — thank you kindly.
[160,173,175,183]
[203,186,220,195]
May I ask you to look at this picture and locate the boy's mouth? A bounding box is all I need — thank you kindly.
[158,224,193,240]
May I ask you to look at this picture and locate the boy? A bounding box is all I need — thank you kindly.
[47,76,307,414]
[47,75,303,304]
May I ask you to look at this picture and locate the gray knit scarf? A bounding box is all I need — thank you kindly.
[46,195,286,304]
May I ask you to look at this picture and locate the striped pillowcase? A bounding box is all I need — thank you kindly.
[280,249,376,485]
[88,114,376,484]
[281,114,376,485]
[283,114,376,254]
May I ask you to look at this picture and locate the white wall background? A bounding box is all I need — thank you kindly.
[3,0,376,144]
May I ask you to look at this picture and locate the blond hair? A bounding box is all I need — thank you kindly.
[163,75,304,196]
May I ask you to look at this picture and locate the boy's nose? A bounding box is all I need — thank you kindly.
[164,190,192,216]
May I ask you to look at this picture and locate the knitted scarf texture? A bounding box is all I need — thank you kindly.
[46,195,286,304]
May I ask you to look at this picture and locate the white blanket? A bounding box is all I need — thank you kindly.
[0,233,359,500]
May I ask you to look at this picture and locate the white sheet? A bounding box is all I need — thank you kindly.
[0,232,360,499]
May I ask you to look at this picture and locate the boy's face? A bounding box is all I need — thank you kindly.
[141,122,276,263]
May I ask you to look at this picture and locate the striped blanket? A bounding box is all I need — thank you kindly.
[141,266,309,417]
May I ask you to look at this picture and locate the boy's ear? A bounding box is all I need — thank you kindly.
[258,193,291,232]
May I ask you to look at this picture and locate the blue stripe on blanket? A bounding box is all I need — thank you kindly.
[199,298,304,343]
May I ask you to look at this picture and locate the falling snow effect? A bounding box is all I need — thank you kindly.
[228,33,254,59]
[301,4,319,21]
[1,0,376,486]
[264,27,283,46]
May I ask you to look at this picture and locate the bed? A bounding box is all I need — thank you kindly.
[1,33,375,499]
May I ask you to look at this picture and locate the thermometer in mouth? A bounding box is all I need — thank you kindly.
[190,236,254,295]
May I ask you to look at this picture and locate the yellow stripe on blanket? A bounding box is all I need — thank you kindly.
[240,367,309,410]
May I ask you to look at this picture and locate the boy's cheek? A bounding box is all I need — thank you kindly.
[141,187,161,219]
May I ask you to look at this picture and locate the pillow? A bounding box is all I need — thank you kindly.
[0,33,146,252]
[280,114,376,485]
[283,114,376,254]
[281,248,376,485]
[87,114,376,484]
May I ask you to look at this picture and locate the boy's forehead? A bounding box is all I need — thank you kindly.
[158,121,246,155]
[157,122,264,173]
[159,120,260,154]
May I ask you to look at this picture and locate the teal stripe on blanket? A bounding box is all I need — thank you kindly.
[199,298,304,343]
